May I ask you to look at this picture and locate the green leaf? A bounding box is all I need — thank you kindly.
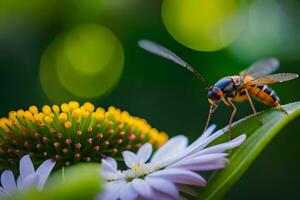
[199,102,300,200]
[7,163,102,200]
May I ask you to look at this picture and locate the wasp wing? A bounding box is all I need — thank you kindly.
[242,73,298,87]
[240,58,279,78]
[138,39,209,87]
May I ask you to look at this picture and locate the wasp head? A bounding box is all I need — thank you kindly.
[207,87,222,110]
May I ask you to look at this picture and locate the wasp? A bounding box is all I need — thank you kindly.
[138,40,299,139]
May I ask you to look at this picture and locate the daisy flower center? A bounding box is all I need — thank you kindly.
[123,163,160,180]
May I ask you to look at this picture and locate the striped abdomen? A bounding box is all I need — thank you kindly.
[247,85,281,107]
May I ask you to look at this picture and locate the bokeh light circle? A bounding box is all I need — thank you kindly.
[161,0,241,51]
[39,24,124,102]
[229,0,300,62]
[39,37,75,103]
[63,24,116,75]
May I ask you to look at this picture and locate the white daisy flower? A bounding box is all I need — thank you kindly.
[98,125,246,200]
[0,155,55,196]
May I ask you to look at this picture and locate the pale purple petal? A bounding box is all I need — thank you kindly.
[149,168,207,186]
[36,159,56,190]
[137,143,152,163]
[151,135,188,163]
[19,155,35,179]
[119,182,138,200]
[150,188,180,200]
[123,151,140,168]
[97,179,126,200]
[173,158,228,171]
[132,178,152,199]
[199,134,246,154]
[174,128,226,162]
[1,170,17,194]
[169,153,228,168]
[190,125,216,149]
[177,184,198,197]
[0,186,7,196]
[16,176,22,190]
[145,177,181,200]
[17,173,39,191]
[103,157,118,170]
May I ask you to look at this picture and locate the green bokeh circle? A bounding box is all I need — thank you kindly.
[56,24,124,98]
[161,0,241,52]
[39,37,76,103]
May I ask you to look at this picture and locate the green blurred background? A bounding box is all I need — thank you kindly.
[0,0,299,199]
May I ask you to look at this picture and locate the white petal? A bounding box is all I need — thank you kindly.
[137,143,152,163]
[122,151,140,168]
[36,159,56,190]
[19,155,35,179]
[97,179,126,200]
[17,173,39,191]
[173,158,228,171]
[103,157,118,170]
[132,178,152,198]
[119,182,138,200]
[1,170,17,194]
[151,135,188,163]
[169,153,228,168]
[101,160,124,180]
[200,134,246,154]
[102,159,118,174]
[145,177,180,200]
[149,168,207,186]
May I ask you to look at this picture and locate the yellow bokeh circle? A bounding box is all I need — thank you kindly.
[161,0,241,51]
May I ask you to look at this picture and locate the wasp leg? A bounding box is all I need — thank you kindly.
[227,99,237,141]
[245,89,263,125]
[277,105,288,115]
[204,104,214,131]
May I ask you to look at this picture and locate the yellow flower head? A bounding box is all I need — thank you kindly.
[0,101,168,170]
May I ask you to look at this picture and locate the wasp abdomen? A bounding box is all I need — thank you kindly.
[247,85,281,107]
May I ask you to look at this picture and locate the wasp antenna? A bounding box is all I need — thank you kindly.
[138,39,211,88]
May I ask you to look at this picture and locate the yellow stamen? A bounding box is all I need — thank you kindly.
[44,116,53,124]
[84,102,95,112]
[0,120,9,132]
[52,105,60,114]
[59,113,68,122]
[61,103,70,113]
[42,105,52,115]
[69,101,80,110]
[29,106,38,115]
[34,113,45,122]
[8,111,17,122]
[64,121,72,128]
[71,108,81,118]
[17,109,24,118]
[24,111,35,122]
[82,111,89,119]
